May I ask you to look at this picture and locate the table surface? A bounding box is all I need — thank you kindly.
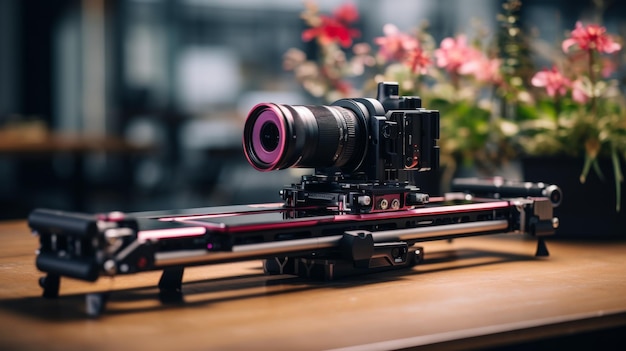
[0,219,625,350]
[0,130,153,154]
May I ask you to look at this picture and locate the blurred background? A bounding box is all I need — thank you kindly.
[0,0,623,219]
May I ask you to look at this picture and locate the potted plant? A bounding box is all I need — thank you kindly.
[511,19,625,237]
[283,1,625,236]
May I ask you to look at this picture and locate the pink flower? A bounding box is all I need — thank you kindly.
[562,21,622,54]
[531,67,571,97]
[301,4,360,48]
[374,24,419,62]
[404,46,432,75]
[435,35,481,74]
[572,79,590,104]
[601,57,618,78]
[459,56,502,84]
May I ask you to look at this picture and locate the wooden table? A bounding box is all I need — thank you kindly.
[0,219,625,350]
[0,131,151,154]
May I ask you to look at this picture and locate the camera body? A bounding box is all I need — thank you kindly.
[330,82,439,182]
[243,82,440,214]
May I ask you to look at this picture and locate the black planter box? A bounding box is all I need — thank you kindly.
[522,156,626,238]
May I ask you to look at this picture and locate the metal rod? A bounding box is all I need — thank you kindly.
[154,220,510,267]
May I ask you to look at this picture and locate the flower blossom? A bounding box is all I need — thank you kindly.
[434,35,481,74]
[459,56,502,84]
[601,57,618,78]
[562,21,622,54]
[531,67,571,98]
[404,46,432,75]
[301,3,360,48]
[374,24,419,62]
[571,79,590,104]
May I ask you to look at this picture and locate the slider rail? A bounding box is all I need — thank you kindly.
[29,195,554,282]
[27,193,556,317]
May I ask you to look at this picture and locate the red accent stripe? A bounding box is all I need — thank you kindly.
[138,227,207,240]
[160,213,239,222]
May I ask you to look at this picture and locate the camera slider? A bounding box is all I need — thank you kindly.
[28,178,560,317]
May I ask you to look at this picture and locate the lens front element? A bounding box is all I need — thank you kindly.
[249,107,286,167]
[259,122,279,152]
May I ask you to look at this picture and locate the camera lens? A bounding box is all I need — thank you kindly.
[243,102,367,171]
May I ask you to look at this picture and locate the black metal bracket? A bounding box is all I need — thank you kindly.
[158,266,185,303]
[535,238,550,257]
[264,231,423,280]
[39,273,60,299]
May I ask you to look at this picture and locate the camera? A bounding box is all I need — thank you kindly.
[243,82,440,213]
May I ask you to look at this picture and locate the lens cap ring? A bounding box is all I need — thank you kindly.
[243,103,290,171]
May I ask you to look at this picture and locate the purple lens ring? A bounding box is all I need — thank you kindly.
[248,103,288,169]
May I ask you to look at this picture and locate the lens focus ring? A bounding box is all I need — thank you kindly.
[335,107,358,167]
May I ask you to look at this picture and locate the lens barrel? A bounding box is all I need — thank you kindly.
[243,103,367,172]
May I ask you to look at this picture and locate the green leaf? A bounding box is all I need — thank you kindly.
[580,153,594,183]
[515,104,540,121]
[592,157,605,182]
[611,147,623,212]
